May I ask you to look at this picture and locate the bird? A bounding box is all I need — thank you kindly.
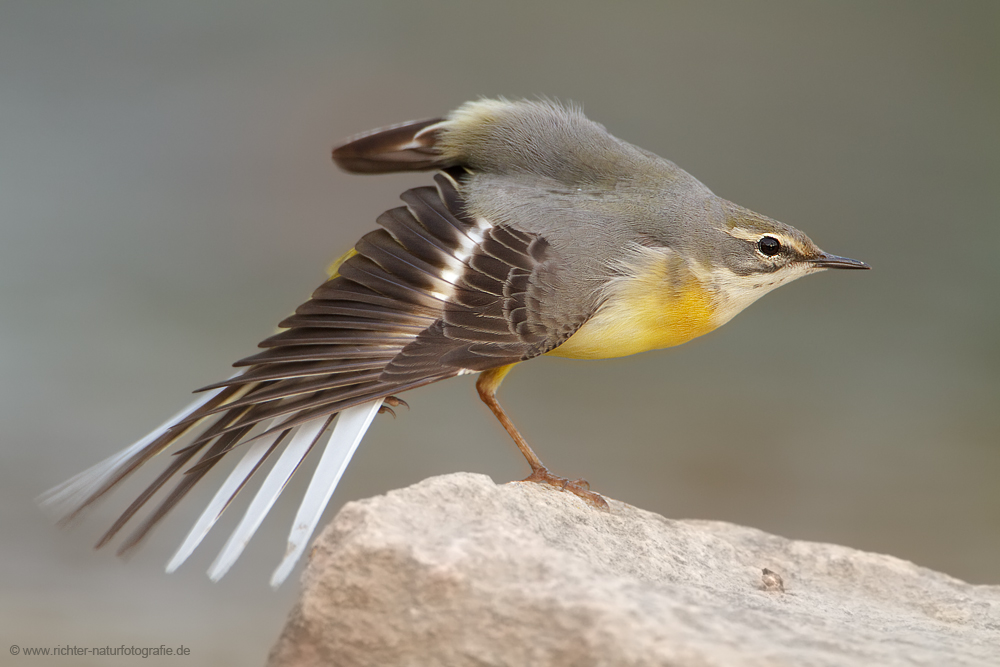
[41,98,869,588]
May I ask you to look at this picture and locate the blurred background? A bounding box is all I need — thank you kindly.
[3,1,997,664]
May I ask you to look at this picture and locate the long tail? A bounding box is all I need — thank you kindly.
[39,392,385,587]
[40,113,541,585]
[38,379,240,520]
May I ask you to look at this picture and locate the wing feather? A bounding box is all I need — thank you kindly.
[45,126,590,583]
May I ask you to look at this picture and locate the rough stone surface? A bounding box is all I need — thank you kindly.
[268,473,1000,667]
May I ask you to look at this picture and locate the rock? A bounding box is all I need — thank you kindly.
[268,473,1000,667]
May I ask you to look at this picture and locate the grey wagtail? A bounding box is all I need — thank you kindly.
[42,98,869,587]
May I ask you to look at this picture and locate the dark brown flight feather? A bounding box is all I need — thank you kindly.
[331,117,449,174]
[66,130,579,556]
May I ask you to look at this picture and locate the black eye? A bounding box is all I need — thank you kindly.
[757,236,781,257]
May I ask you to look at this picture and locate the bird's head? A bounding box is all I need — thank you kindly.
[700,201,869,327]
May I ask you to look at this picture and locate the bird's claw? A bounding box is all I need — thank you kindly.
[378,395,409,418]
[521,467,608,510]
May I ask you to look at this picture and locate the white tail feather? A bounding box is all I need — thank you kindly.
[165,419,285,573]
[37,380,238,516]
[40,369,384,585]
[270,398,383,588]
[207,415,331,582]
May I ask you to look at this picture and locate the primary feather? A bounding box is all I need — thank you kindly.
[42,102,603,583]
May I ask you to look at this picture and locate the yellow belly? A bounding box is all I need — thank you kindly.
[547,274,718,360]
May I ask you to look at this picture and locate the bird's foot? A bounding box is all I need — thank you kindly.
[521,467,609,510]
[378,395,409,418]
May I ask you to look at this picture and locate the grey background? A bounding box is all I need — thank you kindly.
[3,2,998,665]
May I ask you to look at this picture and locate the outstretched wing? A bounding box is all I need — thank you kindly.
[42,159,576,584]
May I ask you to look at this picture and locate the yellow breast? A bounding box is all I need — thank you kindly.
[547,258,718,360]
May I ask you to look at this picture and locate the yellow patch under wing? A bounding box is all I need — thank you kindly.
[547,270,718,360]
[326,247,358,279]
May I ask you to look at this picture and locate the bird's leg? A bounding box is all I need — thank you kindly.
[476,365,608,510]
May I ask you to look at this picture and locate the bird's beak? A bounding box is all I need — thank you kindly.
[809,252,870,270]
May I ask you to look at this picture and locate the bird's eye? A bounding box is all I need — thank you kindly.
[757,236,781,257]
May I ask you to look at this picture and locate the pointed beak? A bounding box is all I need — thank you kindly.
[809,252,870,270]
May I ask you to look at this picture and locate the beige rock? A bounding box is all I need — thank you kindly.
[268,473,1000,667]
